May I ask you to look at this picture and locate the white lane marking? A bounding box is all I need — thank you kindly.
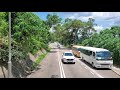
[90,71,94,75]
[58,50,63,78]
[59,58,63,78]
[59,53,66,78]
[58,49,66,78]
[77,60,104,78]
[84,66,94,75]
[60,59,66,78]
[84,66,88,70]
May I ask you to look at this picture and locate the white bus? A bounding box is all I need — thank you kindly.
[80,46,113,69]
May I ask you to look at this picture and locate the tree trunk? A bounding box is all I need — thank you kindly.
[75,29,78,45]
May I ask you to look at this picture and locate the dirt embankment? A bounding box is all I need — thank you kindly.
[0,48,47,78]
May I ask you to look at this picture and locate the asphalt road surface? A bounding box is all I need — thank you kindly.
[27,43,120,78]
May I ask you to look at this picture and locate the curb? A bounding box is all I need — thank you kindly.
[111,67,120,76]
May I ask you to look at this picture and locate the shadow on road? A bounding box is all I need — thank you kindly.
[62,61,75,65]
[79,59,111,70]
[49,48,58,53]
[50,48,58,49]
[51,75,60,78]
[49,51,58,53]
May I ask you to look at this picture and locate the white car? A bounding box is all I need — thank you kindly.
[61,51,76,64]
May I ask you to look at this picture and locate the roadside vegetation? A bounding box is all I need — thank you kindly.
[32,53,47,70]
[81,26,120,66]
[0,12,52,77]
[0,12,120,77]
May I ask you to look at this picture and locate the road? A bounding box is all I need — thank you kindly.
[27,43,120,78]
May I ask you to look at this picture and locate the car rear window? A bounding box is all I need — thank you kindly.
[64,53,73,56]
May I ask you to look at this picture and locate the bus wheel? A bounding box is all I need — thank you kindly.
[82,57,84,61]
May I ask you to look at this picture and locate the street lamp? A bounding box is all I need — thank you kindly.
[8,12,12,78]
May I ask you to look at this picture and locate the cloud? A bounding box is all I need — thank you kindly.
[94,25,104,33]
[65,12,120,20]
[113,17,120,25]
[63,12,92,20]
[92,12,120,20]
[78,16,93,21]
[62,12,92,17]
[68,16,76,19]
[63,12,120,28]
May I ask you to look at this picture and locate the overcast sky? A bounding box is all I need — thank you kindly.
[34,12,120,33]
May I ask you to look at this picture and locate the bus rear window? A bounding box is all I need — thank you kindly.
[77,48,81,51]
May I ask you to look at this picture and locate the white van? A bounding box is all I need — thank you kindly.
[80,46,113,69]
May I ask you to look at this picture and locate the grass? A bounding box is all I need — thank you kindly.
[32,53,47,70]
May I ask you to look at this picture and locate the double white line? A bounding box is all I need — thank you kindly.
[58,49,66,78]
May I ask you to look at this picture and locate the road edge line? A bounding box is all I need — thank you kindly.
[58,49,66,78]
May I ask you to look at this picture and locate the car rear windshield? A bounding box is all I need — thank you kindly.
[65,53,73,56]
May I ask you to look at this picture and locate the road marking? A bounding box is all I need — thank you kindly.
[77,60,104,78]
[58,49,66,78]
[58,49,63,78]
[90,71,94,75]
[84,66,94,75]
[59,59,63,78]
[84,66,88,70]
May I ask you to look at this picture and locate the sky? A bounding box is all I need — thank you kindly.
[34,12,120,33]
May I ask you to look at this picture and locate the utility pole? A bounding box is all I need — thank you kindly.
[8,12,12,78]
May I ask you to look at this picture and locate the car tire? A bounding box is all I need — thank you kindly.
[73,62,75,64]
[92,62,96,69]
[63,62,66,64]
[62,59,65,64]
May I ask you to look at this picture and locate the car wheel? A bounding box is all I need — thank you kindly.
[62,59,65,64]
[73,62,75,64]
[92,62,96,69]
[82,57,85,61]
[63,61,66,64]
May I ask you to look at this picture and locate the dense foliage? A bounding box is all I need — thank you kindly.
[0,12,50,62]
[81,26,120,66]
[0,12,8,62]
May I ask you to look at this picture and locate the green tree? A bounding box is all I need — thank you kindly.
[45,13,62,42]
[10,12,50,61]
[0,12,8,62]
[46,13,62,28]
[63,18,83,44]
[81,26,120,66]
